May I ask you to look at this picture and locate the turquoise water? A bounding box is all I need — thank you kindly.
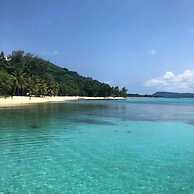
[0,98,194,194]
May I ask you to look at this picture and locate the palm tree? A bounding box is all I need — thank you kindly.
[12,69,26,96]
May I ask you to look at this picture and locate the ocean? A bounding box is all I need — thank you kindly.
[0,98,194,193]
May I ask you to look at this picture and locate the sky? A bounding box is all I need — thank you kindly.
[1,0,194,94]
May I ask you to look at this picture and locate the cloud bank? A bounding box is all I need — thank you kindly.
[144,69,194,92]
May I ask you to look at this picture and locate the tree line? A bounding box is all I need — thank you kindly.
[0,51,128,97]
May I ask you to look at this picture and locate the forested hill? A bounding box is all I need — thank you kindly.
[0,51,128,97]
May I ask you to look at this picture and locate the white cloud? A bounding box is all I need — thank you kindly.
[163,72,174,80]
[148,49,157,55]
[144,69,194,92]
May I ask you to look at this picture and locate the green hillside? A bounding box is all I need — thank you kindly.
[0,51,127,97]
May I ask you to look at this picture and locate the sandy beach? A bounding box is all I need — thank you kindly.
[0,96,124,107]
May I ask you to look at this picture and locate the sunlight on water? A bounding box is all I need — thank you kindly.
[0,99,194,193]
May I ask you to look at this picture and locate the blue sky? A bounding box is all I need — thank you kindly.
[1,0,194,93]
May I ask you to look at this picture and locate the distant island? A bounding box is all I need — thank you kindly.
[128,92,194,98]
[0,51,128,97]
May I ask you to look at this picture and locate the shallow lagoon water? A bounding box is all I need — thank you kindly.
[0,98,194,193]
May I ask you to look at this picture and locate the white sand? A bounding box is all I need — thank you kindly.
[0,96,124,107]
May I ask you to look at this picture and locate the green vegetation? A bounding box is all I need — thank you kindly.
[0,51,128,97]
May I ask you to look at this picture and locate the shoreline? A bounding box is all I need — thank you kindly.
[0,96,125,107]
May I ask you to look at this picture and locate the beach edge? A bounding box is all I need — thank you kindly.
[0,96,125,107]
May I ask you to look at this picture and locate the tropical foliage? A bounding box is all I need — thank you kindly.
[0,51,128,97]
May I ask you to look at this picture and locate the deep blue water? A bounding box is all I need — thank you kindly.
[0,98,194,193]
